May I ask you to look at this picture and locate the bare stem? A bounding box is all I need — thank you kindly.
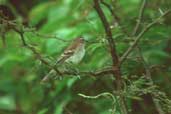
[132,0,147,36]
[120,10,171,64]
[131,1,166,113]
[93,0,128,114]
[101,0,129,35]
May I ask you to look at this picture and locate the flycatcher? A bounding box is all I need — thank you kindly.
[41,37,85,83]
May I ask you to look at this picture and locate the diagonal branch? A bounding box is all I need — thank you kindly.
[120,10,171,64]
[93,0,128,114]
[94,0,119,66]
[131,1,166,113]
[138,48,165,114]
[132,0,147,36]
[101,0,129,35]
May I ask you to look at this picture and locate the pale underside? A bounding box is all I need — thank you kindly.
[65,44,85,64]
[41,44,85,83]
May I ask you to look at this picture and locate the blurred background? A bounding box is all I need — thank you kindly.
[0,0,171,114]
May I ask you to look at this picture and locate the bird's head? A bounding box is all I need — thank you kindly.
[72,37,85,43]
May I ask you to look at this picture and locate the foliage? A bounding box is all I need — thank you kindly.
[0,0,171,114]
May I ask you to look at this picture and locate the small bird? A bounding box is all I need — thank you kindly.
[57,37,85,64]
[41,37,85,83]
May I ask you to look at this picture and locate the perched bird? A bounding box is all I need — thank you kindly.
[57,37,85,64]
[41,37,85,83]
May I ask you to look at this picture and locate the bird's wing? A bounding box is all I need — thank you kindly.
[56,38,81,64]
[56,49,75,64]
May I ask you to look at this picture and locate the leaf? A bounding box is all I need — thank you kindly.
[0,95,15,110]
[29,2,55,25]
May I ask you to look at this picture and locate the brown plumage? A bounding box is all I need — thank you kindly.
[56,37,85,64]
[41,37,85,83]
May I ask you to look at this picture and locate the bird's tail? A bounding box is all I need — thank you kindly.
[41,70,56,84]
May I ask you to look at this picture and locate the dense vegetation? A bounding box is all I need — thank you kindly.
[0,0,171,114]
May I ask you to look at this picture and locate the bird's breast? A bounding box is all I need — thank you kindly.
[66,44,85,64]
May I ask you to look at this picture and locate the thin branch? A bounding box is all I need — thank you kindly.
[100,0,120,22]
[120,10,171,64]
[62,67,114,77]
[138,48,165,114]
[94,0,119,66]
[0,17,116,78]
[18,31,27,46]
[63,107,73,114]
[0,17,71,43]
[1,31,6,47]
[132,0,147,36]
[33,31,70,42]
[0,17,102,46]
[26,45,62,75]
[101,0,129,35]
[12,26,27,46]
[14,28,62,75]
[131,1,165,113]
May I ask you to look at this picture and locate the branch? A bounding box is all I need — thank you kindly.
[33,31,100,44]
[132,0,147,36]
[62,66,114,77]
[138,48,165,114]
[1,30,6,47]
[93,0,123,88]
[100,0,120,22]
[120,10,171,64]
[25,45,62,75]
[131,1,166,113]
[93,0,128,114]
[17,31,27,46]
[33,31,70,42]
[93,0,119,66]
[101,0,129,35]
[0,17,116,78]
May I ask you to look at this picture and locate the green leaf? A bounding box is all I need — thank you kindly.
[0,95,15,110]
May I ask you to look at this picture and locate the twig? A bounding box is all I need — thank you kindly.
[0,17,102,45]
[33,32,101,44]
[138,48,165,114]
[120,10,171,64]
[131,1,166,113]
[63,107,73,114]
[62,67,113,77]
[93,0,121,86]
[1,18,119,78]
[14,27,62,75]
[26,45,62,75]
[78,92,115,100]
[101,0,128,35]
[16,29,62,75]
[100,0,120,22]
[1,33,6,47]
[12,26,27,46]
[78,92,117,114]
[33,31,70,42]
[18,31,27,46]
[0,17,70,43]
[132,0,147,36]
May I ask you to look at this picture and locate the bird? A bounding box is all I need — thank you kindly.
[56,37,85,64]
[41,37,85,83]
